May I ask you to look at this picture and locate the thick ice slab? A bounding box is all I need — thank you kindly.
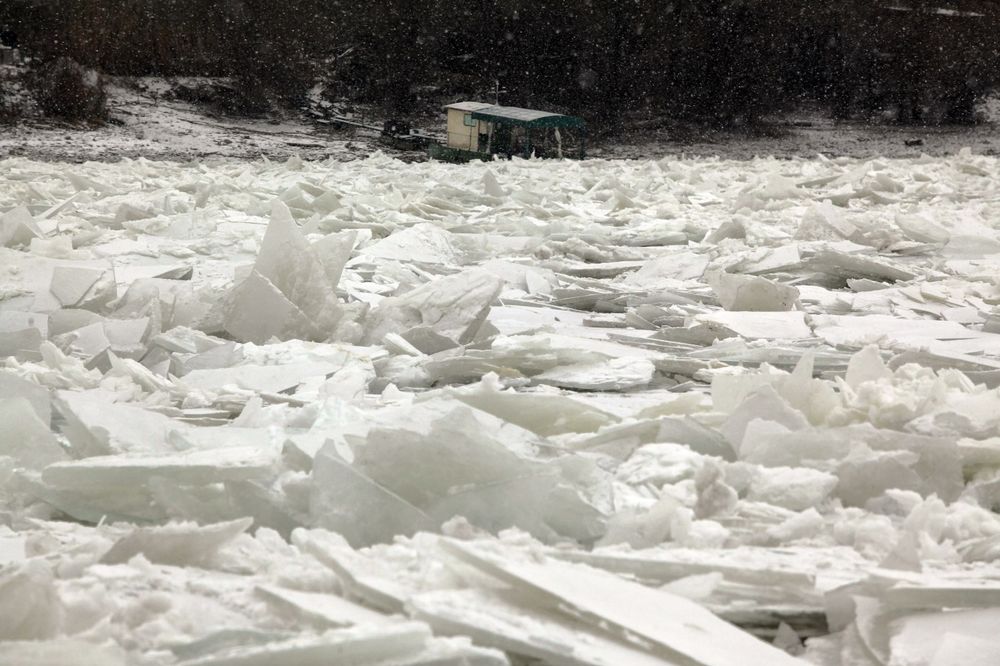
[411,587,678,666]
[444,540,805,666]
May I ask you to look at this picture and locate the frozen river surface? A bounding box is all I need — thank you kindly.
[3,151,1000,664]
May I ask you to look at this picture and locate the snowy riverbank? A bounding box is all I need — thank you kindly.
[3,78,1000,163]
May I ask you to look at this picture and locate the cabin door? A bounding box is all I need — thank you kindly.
[491,123,513,157]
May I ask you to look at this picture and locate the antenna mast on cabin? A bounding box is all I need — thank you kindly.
[493,80,508,105]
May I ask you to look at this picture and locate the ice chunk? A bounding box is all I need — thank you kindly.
[102,317,151,357]
[0,560,60,640]
[0,528,26,566]
[694,460,739,519]
[694,311,812,340]
[736,173,808,209]
[483,170,506,197]
[744,465,838,512]
[224,271,319,344]
[31,235,86,259]
[311,230,357,291]
[709,272,800,312]
[1,310,48,340]
[910,390,1000,440]
[845,345,892,388]
[0,205,42,247]
[225,201,344,343]
[101,518,253,566]
[176,622,435,666]
[312,400,606,543]
[445,540,804,666]
[805,250,916,283]
[55,390,190,456]
[0,640,127,666]
[42,446,277,491]
[180,360,348,396]
[729,245,803,275]
[930,634,1000,666]
[255,585,390,628]
[440,376,619,437]
[363,268,503,350]
[743,424,962,505]
[0,311,48,360]
[0,329,42,361]
[292,529,410,613]
[720,386,809,453]
[812,314,993,353]
[835,445,923,507]
[478,260,557,296]
[310,450,433,547]
[49,264,117,311]
[348,403,545,508]
[0,397,66,468]
[427,475,606,544]
[889,608,1000,666]
[53,316,152,362]
[53,320,110,359]
[553,545,841,591]
[795,201,862,242]
[411,587,674,666]
[624,252,710,285]
[896,213,950,245]
[360,223,460,265]
[398,327,457,355]
[884,577,1000,612]
[532,357,655,391]
[312,189,342,213]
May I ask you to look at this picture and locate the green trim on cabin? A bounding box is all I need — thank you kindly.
[428,143,488,163]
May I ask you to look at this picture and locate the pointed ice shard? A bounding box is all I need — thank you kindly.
[0,398,65,468]
[0,560,60,640]
[845,345,892,389]
[225,201,344,343]
[0,206,42,247]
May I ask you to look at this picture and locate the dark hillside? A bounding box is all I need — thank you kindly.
[3,0,1000,129]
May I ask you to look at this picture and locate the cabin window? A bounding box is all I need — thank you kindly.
[463,113,476,127]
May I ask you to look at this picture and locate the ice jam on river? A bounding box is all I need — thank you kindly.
[2,150,1000,665]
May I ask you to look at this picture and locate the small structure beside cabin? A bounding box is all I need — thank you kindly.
[444,101,494,152]
[432,101,586,162]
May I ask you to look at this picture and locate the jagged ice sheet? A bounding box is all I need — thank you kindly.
[3,150,1000,664]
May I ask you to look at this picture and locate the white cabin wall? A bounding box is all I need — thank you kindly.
[446,109,479,151]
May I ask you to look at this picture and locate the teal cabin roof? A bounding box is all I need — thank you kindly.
[469,105,585,129]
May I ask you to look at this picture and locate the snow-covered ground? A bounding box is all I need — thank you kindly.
[3,150,1000,665]
[3,78,1000,163]
[0,79,362,162]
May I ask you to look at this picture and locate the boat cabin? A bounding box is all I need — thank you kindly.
[431,101,586,162]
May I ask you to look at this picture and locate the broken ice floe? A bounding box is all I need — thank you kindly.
[4,152,1000,663]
